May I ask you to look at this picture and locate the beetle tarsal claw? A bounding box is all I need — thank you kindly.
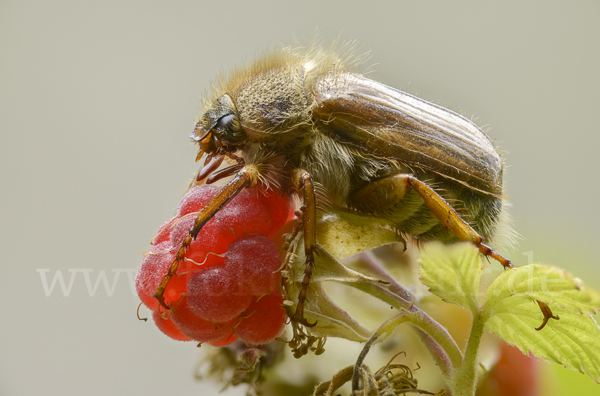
[153,290,171,311]
[293,312,317,328]
[291,309,318,328]
[535,300,559,331]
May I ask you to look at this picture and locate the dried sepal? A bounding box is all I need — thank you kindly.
[194,340,285,395]
[313,365,354,396]
[312,357,445,396]
[317,211,399,259]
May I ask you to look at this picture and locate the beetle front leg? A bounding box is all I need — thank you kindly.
[291,169,318,328]
[153,165,258,310]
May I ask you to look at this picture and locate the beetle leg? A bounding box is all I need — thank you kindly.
[351,173,558,330]
[291,169,318,328]
[401,175,511,264]
[402,174,558,330]
[153,165,259,310]
[349,173,410,215]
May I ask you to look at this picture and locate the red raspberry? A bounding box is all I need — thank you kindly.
[208,333,238,347]
[258,188,292,234]
[142,184,294,345]
[170,215,231,272]
[170,296,238,343]
[186,265,253,323]
[135,242,186,311]
[225,235,282,296]
[152,216,176,245]
[213,189,274,239]
[177,185,221,217]
[236,293,287,345]
[152,311,191,342]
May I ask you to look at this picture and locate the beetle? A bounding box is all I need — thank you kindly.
[153,45,557,330]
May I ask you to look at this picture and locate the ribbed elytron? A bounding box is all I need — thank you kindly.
[153,45,557,330]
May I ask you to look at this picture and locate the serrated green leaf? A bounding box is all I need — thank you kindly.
[419,242,482,312]
[486,296,600,383]
[484,264,600,317]
[483,264,600,383]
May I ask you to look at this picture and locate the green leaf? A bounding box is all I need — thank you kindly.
[419,242,482,312]
[484,264,600,316]
[486,297,600,383]
[483,264,600,383]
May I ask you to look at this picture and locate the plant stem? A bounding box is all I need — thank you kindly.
[350,281,463,379]
[356,250,414,302]
[352,313,410,391]
[451,312,486,396]
[352,251,463,379]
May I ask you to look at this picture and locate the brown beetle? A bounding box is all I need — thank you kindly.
[153,45,557,330]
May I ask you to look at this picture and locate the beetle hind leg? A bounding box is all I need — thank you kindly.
[405,174,559,330]
[350,173,559,331]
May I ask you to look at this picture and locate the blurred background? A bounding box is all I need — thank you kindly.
[1,1,599,395]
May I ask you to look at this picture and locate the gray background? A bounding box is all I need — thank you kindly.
[1,1,599,395]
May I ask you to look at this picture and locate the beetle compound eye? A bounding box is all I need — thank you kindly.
[214,113,246,145]
[216,114,234,131]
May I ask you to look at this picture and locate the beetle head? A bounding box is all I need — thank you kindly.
[191,94,246,156]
